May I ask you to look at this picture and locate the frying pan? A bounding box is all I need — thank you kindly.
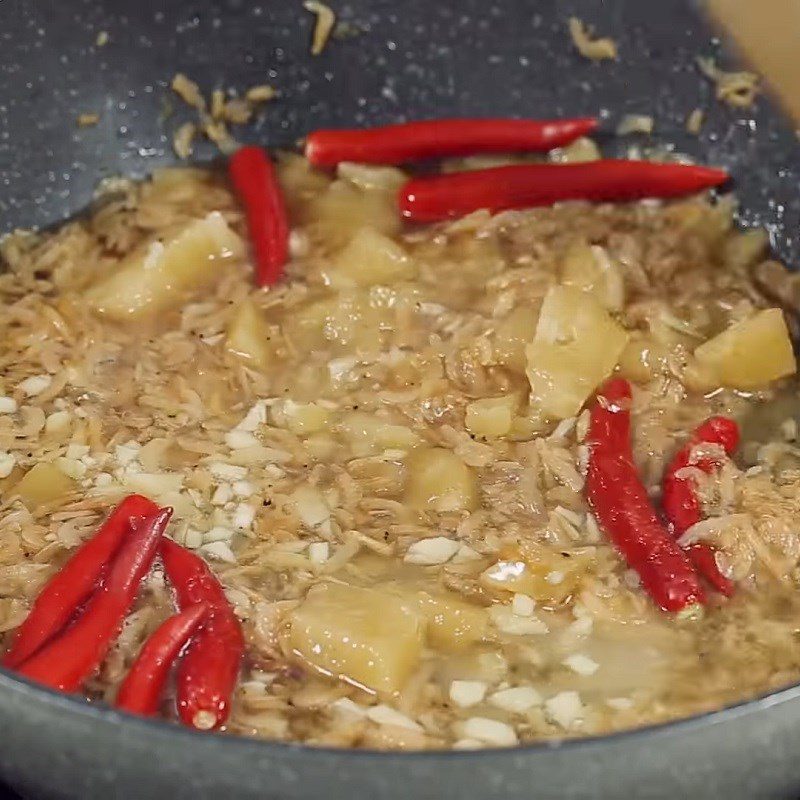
[2,1,800,798]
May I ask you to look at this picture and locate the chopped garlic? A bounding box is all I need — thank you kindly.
[204,526,233,543]
[115,442,140,465]
[460,716,518,747]
[184,528,203,549]
[545,691,584,730]
[488,686,542,714]
[452,738,484,750]
[489,605,548,635]
[201,541,237,563]
[66,444,90,460]
[0,397,17,414]
[232,480,255,498]
[607,697,634,711]
[308,542,330,564]
[449,680,488,708]
[236,401,268,432]
[511,593,535,617]
[18,375,52,397]
[0,452,16,479]
[404,536,459,566]
[452,544,482,563]
[225,429,259,449]
[291,485,330,530]
[562,653,600,676]
[232,503,256,529]
[209,462,248,481]
[366,704,422,732]
[212,484,233,505]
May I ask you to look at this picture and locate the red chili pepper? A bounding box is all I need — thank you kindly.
[16,508,172,692]
[662,416,740,597]
[3,494,159,669]
[399,160,730,222]
[586,378,706,613]
[305,117,599,167]
[160,539,244,730]
[115,602,209,717]
[228,145,290,287]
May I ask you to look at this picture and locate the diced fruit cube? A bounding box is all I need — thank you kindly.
[284,400,330,435]
[525,286,629,420]
[330,227,417,287]
[480,548,588,606]
[14,463,75,509]
[289,582,423,694]
[400,591,488,652]
[86,212,244,319]
[560,244,624,311]
[493,307,539,373]
[465,395,519,438]
[405,448,478,513]
[338,411,419,456]
[226,300,273,369]
[692,308,796,389]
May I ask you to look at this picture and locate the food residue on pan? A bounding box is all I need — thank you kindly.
[568,17,618,61]
[304,1,337,56]
[697,56,760,109]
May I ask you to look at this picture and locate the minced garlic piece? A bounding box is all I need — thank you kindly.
[568,17,617,61]
[304,1,336,56]
[77,113,100,128]
[686,108,705,135]
[697,57,759,109]
[210,89,226,121]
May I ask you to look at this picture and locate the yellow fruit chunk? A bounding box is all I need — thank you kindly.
[560,243,624,311]
[693,308,796,389]
[338,411,420,456]
[465,395,519,438]
[14,463,75,509]
[405,448,478,513]
[480,547,589,606]
[493,307,539,373]
[330,227,417,287]
[525,286,629,420]
[226,300,273,369]
[395,590,488,652]
[284,400,330,435]
[86,212,244,320]
[289,583,423,694]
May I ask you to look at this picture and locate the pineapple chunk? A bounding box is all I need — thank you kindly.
[338,411,419,456]
[226,300,273,369]
[560,244,624,311]
[525,286,629,420]
[289,583,423,694]
[86,212,244,320]
[693,308,796,389]
[493,307,539,373]
[337,162,407,192]
[480,551,587,606]
[397,590,488,652]
[330,227,417,287]
[465,395,519,438]
[405,448,478,513]
[308,180,399,247]
[14,463,75,509]
[284,400,330,435]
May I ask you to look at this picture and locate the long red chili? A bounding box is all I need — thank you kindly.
[305,117,599,167]
[160,539,245,730]
[3,494,159,669]
[17,508,172,691]
[228,145,290,287]
[586,378,706,613]
[662,416,740,597]
[115,602,209,717]
[400,160,730,222]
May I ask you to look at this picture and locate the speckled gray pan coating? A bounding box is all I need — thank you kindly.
[1,1,800,798]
